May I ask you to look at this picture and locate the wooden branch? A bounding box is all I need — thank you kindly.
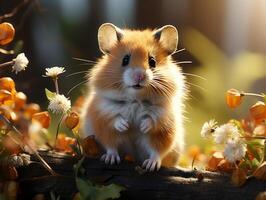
[17,152,266,200]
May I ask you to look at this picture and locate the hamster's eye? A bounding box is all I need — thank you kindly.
[122,54,130,66]
[148,56,156,68]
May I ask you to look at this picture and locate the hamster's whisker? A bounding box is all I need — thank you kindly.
[78,63,96,66]
[176,61,192,65]
[186,82,206,91]
[172,48,186,55]
[150,79,174,99]
[66,71,89,77]
[182,73,206,81]
[72,57,98,64]
[67,80,88,95]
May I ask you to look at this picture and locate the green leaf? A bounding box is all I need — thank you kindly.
[76,177,125,200]
[247,143,262,162]
[74,157,125,200]
[45,88,56,100]
[251,158,260,170]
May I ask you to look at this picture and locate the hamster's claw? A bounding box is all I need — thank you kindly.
[142,158,161,171]
[100,151,121,165]
[140,118,153,133]
[114,116,129,132]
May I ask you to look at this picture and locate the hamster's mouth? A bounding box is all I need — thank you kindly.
[132,84,143,89]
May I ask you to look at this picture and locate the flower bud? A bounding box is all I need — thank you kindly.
[64,111,79,129]
[226,89,243,108]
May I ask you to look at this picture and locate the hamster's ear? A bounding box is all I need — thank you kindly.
[153,25,178,55]
[98,23,124,54]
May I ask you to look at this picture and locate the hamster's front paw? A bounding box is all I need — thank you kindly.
[140,117,153,133]
[114,116,129,132]
[100,149,120,165]
[142,157,161,171]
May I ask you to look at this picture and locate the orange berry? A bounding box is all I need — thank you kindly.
[0,77,16,93]
[32,111,51,129]
[24,103,40,119]
[64,111,79,129]
[226,89,243,108]
[249,101,266,124]
[14,92,27,111]
[0,22,15,45]
[0,89,12,103]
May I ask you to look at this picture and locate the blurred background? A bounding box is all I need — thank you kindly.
[0,0,266,149]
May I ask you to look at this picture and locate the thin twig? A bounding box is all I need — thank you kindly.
[54,114,64,148]
[0,114,56,175]
[0,0,30,21]
[0,61,14,69]
[53,78,59,94]
[242,92,264,98]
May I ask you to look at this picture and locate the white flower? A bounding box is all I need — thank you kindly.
[48,94,71,114]
[12,53,29,73]
[45,67,65,78]
[214,123,240,144]
[223,139,247,163]
[200,119,217,138]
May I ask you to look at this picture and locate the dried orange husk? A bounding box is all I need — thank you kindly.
[0,105,12,120]
[64,111,79,129]
[55,134,76,153]
[82,135,101,157]
[0,22,15,45]
[0,105,17,123]
[206,151,224,171]
[231,168,247,187]
[256,191,266,200]
[253,125,266,136]
[24,103,40,119]
[217,159,235,173]
[0,77,16,93]
[14,92,27,111]
[3,181,18,200]
[253,161,266,180]
[32,111,51,129]
[226,89,243,108]
[0,89,13,103]
[250,101,266,124]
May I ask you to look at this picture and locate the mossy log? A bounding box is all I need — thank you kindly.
[17,152,266,200]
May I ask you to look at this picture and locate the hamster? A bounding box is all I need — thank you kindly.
[81,23,187,171]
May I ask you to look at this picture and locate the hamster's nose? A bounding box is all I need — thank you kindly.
[133,71,146,83]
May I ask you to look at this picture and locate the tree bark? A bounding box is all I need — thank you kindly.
[17,152,266,200]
